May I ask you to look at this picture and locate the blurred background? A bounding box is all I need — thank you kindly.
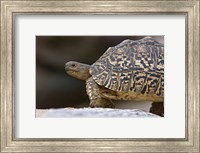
[36,36,164,111]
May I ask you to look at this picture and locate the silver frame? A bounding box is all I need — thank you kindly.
[1,0,199,152]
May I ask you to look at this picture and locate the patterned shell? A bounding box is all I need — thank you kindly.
[90,37,164,96]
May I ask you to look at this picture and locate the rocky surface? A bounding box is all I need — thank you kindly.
[36,108,160,118]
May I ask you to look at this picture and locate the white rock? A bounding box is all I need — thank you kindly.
[37,108,160,118]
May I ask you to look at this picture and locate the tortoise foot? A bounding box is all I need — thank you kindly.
[89,99,115,108]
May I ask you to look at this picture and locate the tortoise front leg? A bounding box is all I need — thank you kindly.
[86,77,115,108]
[149,102,164,117]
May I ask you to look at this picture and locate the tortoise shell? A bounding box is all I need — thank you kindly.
[89,37,164,96]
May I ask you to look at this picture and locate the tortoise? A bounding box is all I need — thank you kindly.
[65,37,164,116]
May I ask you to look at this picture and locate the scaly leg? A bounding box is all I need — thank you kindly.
[86,77,115,108]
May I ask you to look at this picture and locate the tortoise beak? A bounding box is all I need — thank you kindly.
[65,63,73,72]
[65,63,70,71]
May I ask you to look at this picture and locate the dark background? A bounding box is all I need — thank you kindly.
[36,36,164,110]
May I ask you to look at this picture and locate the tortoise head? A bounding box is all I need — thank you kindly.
[65,61,91,80]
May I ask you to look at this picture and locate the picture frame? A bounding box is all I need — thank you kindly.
[0,0,199,152]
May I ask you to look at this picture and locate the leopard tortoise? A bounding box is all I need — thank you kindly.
[65,37,164,116]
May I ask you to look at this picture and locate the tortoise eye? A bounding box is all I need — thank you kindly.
[71,64,76,67]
